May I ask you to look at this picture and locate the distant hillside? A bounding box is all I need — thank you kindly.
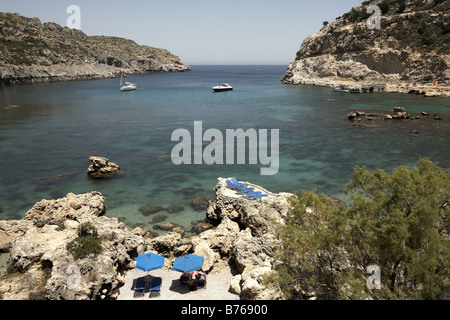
[0,12,191,85]
[283,0,450,85]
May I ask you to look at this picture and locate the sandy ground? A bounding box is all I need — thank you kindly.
[116,265,240,301]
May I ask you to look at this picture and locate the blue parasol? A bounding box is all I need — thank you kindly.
[172,254,204,273]
[135,252,165,273]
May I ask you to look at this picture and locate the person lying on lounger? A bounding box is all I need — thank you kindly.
[180,272,190,284]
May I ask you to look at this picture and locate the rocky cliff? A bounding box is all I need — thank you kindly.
[0,179,293,300]
[283,0,450,86]
[0,192,144,300]
[0,12,191,85]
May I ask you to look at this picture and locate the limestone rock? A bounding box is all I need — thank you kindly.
[229,274,242,295]
[282,3,450,86]
[392,107,410,119]
[25,192,106,226]
[0,219,34,252]
[87,156,120,178]
[1,193,144,300]
[239,266,283,300]
[191,217,240,257]
[193,242,217,273]
[148,231,182,256]
[8,237,47,272]
[231,229,276,273]
[206,178,292,237]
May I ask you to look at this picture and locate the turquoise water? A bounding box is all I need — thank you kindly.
[1,65,449,233]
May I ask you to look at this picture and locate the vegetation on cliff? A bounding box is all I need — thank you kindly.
[340,0,450,53]
[272,158,450,300]
[284,0,450,83]
[66,222,103,260]
[0,12,191,84]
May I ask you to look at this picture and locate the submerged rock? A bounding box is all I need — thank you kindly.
[153,222,185,236]
[138,205,164,216]
[150,215,168,224]
[191,195,211,211]
[190,220,214,235]
[34,172,78,185]
[165,205,185,213]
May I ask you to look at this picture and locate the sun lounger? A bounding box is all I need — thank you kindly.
[226,180,254,193]
[149,277,162,298]
[228,179,269,199]
[197,278,207,290]
[231,177,248,187]
[246,193,268,199]
[133,277,148,298]
[245,191,263,196]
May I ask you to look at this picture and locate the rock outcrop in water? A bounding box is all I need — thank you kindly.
[282,0,450,96]
[87,156,121,179]
[0,12,191,85]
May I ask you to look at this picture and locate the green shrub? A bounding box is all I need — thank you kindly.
[66,222,103,260]
[272,158,450,300]
[76,222,98,238]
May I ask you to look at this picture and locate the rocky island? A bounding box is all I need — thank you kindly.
[282,0,450,97]
[0,12,191,85]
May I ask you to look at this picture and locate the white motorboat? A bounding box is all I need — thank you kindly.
[120,73,137,91]
[213,83,233,92]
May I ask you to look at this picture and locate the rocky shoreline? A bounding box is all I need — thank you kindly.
[0,61,191,86]
[282,74,450,98]
[0,178,292,300]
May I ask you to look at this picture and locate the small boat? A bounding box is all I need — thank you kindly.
[121,82,137,91]
[120,72,137,91]
[213,83,233,92]
[332,85,349,93]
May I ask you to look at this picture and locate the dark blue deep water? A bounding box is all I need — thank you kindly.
[1,65,449,233]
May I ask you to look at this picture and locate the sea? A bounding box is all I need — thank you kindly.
[1,65,449,234]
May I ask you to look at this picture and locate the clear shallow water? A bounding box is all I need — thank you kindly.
[1,65,449,234]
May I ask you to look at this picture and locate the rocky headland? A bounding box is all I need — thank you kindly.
[282,0,450,97]
[0,12,191,85]
[0,178,293,300]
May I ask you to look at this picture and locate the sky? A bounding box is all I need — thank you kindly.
[0,0,363,65]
